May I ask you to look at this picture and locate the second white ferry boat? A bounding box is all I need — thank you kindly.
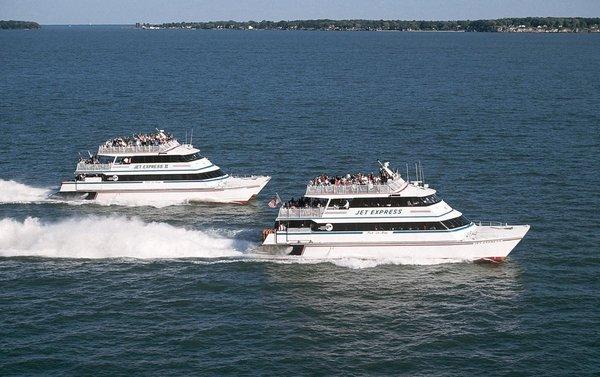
[57,130,270,204]
[262,162,529,262]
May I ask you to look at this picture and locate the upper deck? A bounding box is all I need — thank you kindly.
[301,161,436,198]
[96,130,181,156]
[304,178,436,199]
[305,178,407,196]
[98,139,180,155]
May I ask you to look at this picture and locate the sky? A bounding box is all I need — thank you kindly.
[1,0,599,25]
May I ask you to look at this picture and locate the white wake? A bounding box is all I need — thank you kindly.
[0,179,223,208]
[0,179,52,204]
[0,216,251,259]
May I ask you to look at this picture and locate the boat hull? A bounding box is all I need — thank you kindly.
[57,176,270,204]
[262,225,529,261]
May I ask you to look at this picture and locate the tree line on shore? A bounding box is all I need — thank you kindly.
[0,20,40,29]
[138,17,600,32]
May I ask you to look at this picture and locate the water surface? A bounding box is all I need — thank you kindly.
[0,26,598,375]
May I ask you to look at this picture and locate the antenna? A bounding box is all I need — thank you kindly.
[185,130,188,145]
[415,163,419,183]
[190,128,193,145]
[406,163,410,182]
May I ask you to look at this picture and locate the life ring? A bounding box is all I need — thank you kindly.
[112,175,119,181]
[325,223,333,232]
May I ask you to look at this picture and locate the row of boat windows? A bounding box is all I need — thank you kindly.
[328,194,441,208]
[277,215,471,231]
[441,216,471,229]
[114,152,204,164]
[101,169,225,182]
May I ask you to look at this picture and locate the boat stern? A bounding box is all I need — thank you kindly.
[58,180,77,193]
[261,229,277,245]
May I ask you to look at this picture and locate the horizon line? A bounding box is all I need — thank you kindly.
[23,16,600,26]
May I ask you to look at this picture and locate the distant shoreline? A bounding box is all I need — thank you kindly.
[136,17,600,33]
[0,20,40,30]
[4,18,600,33]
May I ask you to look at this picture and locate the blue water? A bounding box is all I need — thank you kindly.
[0,26,599,375]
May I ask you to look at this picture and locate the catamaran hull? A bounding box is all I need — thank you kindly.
[262,225,529,262]
[57,176,270,204]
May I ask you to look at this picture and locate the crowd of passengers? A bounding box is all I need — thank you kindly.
[283,197,327,209]
[102,131,174,148]
[79,156,100,164]
[309,170,390,187]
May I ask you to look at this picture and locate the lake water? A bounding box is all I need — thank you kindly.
[0,26,598,375]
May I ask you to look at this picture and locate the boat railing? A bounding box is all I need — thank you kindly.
[229,174,264,179]
[474,220,509,227]
[278,207,326,219]
[305,179,403,196]
[76,162,112,171]
[97,139,180,154]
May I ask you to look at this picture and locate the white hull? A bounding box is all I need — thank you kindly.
[263,225,529,261]
[58,175,270,204]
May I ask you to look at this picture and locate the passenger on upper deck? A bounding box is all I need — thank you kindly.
[308,168,390,187]
[102,130,174,149]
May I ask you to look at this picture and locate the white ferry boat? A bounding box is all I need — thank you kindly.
[262,162,529,262]
[57,130,270,204]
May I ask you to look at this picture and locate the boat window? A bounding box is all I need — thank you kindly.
[441,215,471,229]
[114,156,133,164]
[328,199,351,209]
[282,197,328,209]
[276,220,314,229]
[345,194,441,208]
[179,152,203,162]
[102,169,225,182]
[96,156,114,164]
[311,221,448,232]
[273,219,469,232]
[129,152,204,164]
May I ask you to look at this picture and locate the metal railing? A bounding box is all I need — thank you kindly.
[474,221,509,227]
[305,179,404,196]
[97,139,180,154]
[76,162,112,171]
[278,207,326,218]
